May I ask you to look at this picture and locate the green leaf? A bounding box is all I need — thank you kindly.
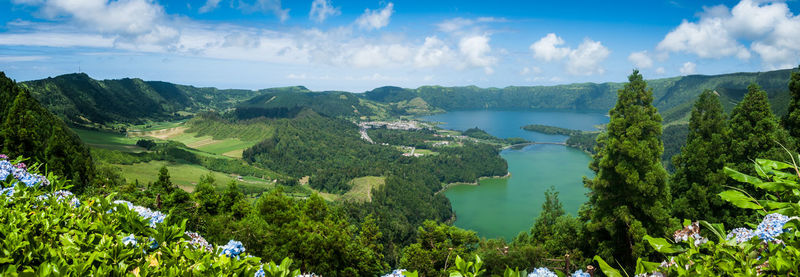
[643,235,684,254]
[724,167,763,185]
[755,159,795,170]
[634,258,661,275]
[593,256,623,277]
[718,190,762,210]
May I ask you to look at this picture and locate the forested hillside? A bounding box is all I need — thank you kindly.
[20,73,265,128]
[0,72,94,189]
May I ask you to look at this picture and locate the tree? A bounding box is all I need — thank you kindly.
[583,70,672,269]
[782,67,800,138]
[728,84,793,178]
[153,166,174,194]
[671,90,732,223]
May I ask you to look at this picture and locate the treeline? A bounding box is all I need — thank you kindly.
[0,72,94,190]
[367,128,444,149]
[521,124,581,136]
[243,115,507,193]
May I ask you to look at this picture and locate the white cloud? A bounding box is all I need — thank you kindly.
[566,38,610,75]
[628,51,653,69]
[459,35,496,74]
[658,0,800,69]
[680,62,696,75]
[530,33,569,62]
[520,66,541,75]
[356,3,394,30]
[436,17,505,33]
[656,67,666,74]
[309,0,340,23]
[199,0,221,13]
[238,0,290,22]
[414,36,454,68]
[530,34,609,76]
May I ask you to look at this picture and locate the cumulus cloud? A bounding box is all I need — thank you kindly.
[356,2,394,30]
[529,34,610,76]
[309,0,340,23]
[199,0,221,13]
[459,35,496,74]
[680,62,696,75]
[656,67,666,74]
[530,33,569,62]
[658,0,800,69]
[436,17,505,33]
[414,36,454,68]
[566,39,610,75]
[628,51,653,69]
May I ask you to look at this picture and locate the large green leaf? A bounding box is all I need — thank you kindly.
[724,167,763,185]
[718,190,762,210]
[644,235,684,254]
[593,256,623,277]
[755,159,795,170]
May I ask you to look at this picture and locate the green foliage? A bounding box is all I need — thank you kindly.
[671,90,734,224]
[398,220,480,277]
[462,128,498,141]
[367,128,445,149]
[521,124,580,136]
[598,157,800,276]
[584,70,672,270]
[0,174,291,275]
[0,72,94,190]
[20,73,266,127]
[236,89,377,119]
[448,255,485,277]
[783,67,800,138]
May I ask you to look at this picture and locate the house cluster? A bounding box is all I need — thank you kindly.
[358,120,426,130]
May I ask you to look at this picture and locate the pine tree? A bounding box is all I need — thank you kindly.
[782,67,800,138]
[584,70,671,269]
[728,84,793,176]
[671,90,731,223]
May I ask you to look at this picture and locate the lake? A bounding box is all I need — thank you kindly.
[421,110,609,240]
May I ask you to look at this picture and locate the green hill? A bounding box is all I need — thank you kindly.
[0,72,95,189]
[20,73,265,127]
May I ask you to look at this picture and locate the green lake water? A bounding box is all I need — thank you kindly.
[422,110,609,240]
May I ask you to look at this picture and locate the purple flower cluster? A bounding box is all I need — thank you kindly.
[0,158,49,188]
[726,213,792,243]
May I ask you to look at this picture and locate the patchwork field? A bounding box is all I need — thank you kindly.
[71,128,144,152]
[341,176,386,203]
[112,160,274,192]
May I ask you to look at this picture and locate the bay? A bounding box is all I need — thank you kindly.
[422,110,609,240]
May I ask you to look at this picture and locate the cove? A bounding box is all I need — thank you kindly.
[422,110,609,240]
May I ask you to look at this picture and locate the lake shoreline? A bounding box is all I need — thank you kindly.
[435,171,512,195]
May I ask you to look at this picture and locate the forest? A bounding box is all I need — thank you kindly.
[2,66,800,276]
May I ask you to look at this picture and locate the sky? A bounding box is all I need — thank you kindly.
[0,0,799,92]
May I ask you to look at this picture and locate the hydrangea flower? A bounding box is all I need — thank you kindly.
[220,240,245,258]
[634,273,665,277]
[528,267,557,277]
[0,187,13,198]
[148,237,159,249]
[122,234,138,247]
[132,205,167,228]
[754,213,790,241]
[0,154,7,159]
[185,231,213,251]
[254,265,265,277]
[571,269,591,277]
[381,269,408,277]
[727,228,755,243]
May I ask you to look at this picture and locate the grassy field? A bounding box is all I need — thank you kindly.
[112,160,274,193]
[341,176,386,203]
[71,128,144,152]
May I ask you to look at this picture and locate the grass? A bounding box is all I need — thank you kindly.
[71,128,144,152]
[112,160,274,193]
[341,176,386,203]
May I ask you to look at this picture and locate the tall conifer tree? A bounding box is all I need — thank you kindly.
[728,84,793,175]
[584,70,671,269]
[671,90,731,223]
[782,67,800,138]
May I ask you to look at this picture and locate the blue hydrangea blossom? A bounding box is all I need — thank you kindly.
[220,240,245,258]
[122,234,138,247]
[381,269,408,277]
[528,267,558,277]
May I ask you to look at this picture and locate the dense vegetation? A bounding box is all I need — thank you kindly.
[0,72,94,190]
[20,73,267,128]
[521,124,581,136]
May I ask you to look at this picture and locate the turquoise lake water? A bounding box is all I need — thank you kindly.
[422,110,609,240]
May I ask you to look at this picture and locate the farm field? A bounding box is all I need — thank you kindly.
[341,176,386,203]
[112,160,274,192]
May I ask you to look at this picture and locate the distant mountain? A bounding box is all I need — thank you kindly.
[0,72,94,188]
[20,73,266,127]
[362,68,796,124]
[235,87,374,119]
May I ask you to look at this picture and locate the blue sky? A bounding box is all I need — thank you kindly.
[0,0,798,91]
